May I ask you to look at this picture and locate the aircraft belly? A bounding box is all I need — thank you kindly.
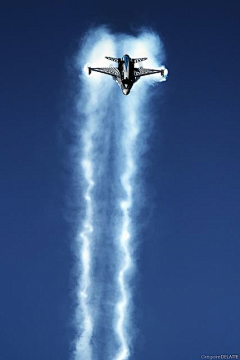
[124,70,129,79]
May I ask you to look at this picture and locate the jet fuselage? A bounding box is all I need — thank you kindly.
[117,54,136,95]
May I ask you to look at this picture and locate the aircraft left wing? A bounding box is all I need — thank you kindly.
[134,68,167,78]
[89,67,121,77]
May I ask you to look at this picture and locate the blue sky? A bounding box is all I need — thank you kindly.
[1,1,240,359]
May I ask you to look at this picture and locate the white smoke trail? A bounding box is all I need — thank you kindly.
[73,29,116,360]
[114,107,139,360]
[76,158,94,359]
[72,27,165,360]
[113,32,165,360]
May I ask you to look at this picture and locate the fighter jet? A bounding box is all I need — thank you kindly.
[86,54,168,95]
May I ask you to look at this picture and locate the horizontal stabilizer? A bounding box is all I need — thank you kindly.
[105,56,120,63]
[132,57,148,63]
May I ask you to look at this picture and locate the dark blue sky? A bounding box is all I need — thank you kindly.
[1,1,240,359]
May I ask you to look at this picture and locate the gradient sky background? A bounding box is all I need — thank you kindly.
[1,1,240,359]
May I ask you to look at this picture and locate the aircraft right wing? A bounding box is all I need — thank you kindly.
[134,67,166,77]
[89,67,121,77]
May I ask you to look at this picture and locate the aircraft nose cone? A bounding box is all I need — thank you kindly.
[122,89,130,95]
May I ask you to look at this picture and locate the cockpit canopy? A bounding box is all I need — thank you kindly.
[123,54,130,70]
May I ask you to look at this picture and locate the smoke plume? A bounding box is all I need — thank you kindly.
[72,26,165,360]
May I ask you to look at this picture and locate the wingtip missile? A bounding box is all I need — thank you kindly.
[83,64,92,75]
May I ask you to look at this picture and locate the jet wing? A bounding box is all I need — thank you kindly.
[90,67,121,77]
[134,68,166,78]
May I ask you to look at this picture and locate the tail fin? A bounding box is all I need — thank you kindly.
[132,57,148,63]
[105,56,120,63]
